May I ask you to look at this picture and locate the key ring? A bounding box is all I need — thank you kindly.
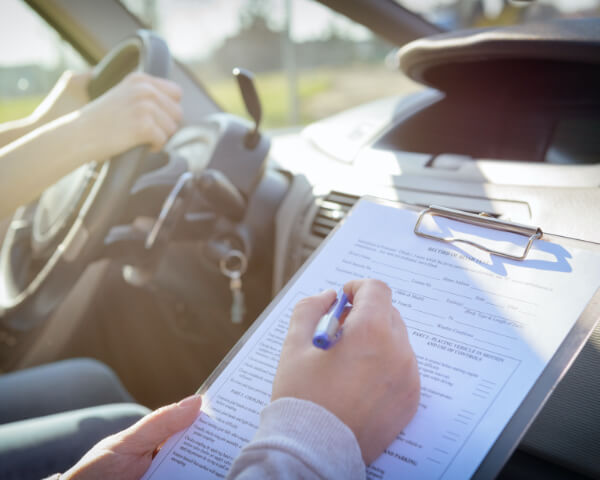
[219,250,248,278]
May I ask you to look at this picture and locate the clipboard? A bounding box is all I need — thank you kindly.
[195,196,600,479]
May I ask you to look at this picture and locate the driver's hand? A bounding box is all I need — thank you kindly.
[78,71,183,157]
[61,394,202,480]
[272,279,421,464]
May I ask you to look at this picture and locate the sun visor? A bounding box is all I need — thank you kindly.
[398,19,600,97]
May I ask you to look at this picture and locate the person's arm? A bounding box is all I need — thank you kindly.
[226,397,365,480]
[227,279,421,478]
[0,71,182,219]
[0,115,43,147]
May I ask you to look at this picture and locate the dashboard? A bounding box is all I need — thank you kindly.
[269,89,600,292]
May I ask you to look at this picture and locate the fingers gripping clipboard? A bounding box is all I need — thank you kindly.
[142,196,600,480]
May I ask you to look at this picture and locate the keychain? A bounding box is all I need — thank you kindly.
[219,249,248,324]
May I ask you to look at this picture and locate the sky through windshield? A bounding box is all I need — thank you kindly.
[2,0,599,66]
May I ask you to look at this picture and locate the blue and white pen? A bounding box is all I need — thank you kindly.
[312,290,349,350]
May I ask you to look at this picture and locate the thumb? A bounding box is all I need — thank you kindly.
[121,394,202,450]
[288,289,337,342]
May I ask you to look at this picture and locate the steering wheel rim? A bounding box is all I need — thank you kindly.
[0,30,172,330]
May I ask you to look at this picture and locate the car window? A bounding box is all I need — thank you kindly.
[0,0,88,123]
[120,0,422,130]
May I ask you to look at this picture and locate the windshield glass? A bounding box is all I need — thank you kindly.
[120,0,422,129]
[0,0,88,123]
[395,0,600,30]
[120,0,599,129]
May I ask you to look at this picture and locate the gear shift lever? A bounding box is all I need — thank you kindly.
[233,67,262,149]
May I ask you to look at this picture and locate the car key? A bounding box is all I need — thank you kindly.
[220,250,248,324]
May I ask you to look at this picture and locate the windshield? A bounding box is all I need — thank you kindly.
[120,0,599,129]
[120,0,422,129]
[395,0,600,30]
[0,0,88,123]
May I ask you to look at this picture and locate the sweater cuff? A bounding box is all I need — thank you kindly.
[250,397,365,480]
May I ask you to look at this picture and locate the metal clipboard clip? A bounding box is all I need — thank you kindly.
[414,206,543,261]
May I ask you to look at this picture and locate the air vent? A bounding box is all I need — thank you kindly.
[310,191,359,239]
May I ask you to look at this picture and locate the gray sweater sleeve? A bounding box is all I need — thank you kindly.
[226,398,366,480]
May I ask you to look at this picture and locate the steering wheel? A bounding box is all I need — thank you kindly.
[0,30,172,330]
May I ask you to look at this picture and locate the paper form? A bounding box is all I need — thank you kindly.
[142,200,600,480]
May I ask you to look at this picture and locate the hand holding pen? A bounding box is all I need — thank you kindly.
[272,279,421,465]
